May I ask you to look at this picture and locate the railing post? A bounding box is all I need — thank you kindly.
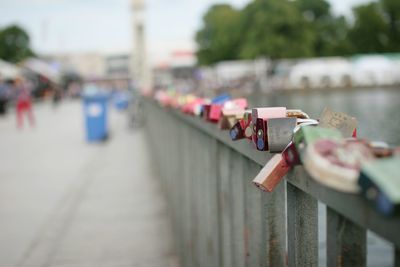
[327,207,366,267]
[287,183,318,267]
[181,125,195,267]
[263,180,286,267]
[244,161,264,267]
[217,145,233,267]
[230,154,246,267]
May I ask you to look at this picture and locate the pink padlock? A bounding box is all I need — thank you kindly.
[252,107,287,124]
[230,98,248,109]
[208,104,223,122]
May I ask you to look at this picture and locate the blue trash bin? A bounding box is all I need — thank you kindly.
[83,94,109,142]
[113,92,130,111]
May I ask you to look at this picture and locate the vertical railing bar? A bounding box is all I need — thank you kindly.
[263,180,287,267]
[395,246,400,267]
[243,160,263,267]
[192,126,202,267]
[217,146,233,267]
[327,206,366,267]
[209,138,221,267]
[230,154,246,267]
[287,183,318,267]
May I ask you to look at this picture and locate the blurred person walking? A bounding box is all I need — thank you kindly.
[0,75,11,115]
[52,88,63,108]
[14,77,35,129]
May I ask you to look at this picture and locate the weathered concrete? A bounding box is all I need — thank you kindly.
[0,101,177,267]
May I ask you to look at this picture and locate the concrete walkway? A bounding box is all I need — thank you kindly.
[0,101,177,267]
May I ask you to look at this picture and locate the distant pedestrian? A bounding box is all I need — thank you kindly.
[14,78,35,129]
[52,88,63,108]
[0,75,10,115]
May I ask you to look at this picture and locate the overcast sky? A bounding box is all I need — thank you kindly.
[0,0,372,64]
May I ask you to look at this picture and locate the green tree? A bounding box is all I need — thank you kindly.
[239,0,315,59]
[195,0,400,64]
[0,25,34,63]
[296,0,353,56]
[349,3,388,53]
[312,15,354,56]
[381,0,400,51]
[196,4,242,65]
[296,0,330,21]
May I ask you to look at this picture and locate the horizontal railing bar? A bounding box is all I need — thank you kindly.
[159,104,272,166]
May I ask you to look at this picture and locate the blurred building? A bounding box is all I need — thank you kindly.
[46,53,106,79]
[45,53,131,80]
[106,54,131,77]
[268,54,400,90]
[153,50,196,91]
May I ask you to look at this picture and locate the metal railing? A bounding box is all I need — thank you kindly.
[143,99,400,267]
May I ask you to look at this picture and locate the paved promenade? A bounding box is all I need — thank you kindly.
[0,101,177,267]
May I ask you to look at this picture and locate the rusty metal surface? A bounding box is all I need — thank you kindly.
[287,183,319,267]
[327,207,367,267]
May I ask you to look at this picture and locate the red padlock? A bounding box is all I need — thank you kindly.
[253,154,291,192]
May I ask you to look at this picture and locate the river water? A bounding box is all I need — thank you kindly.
[250,87,400,145]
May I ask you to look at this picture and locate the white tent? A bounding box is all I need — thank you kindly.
[22,58,61,84]
[352,56,397,86]
[289,58,353,89]
[0,59,21,79]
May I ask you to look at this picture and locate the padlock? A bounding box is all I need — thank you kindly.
[281,118,320,166]
[224,98,248,110]
[282,142,301,166]
[219,115,238,130]
[293,125,342,163]
[319,107,358,138]
[202,104,211,120]
[193,102,204,117]
[366,141,394,158]
[230,111,252,141]
[219,109,245,130]
[295,118,319,128]
[293,125,342,150]
[303,138,374,193]
[251,107,287,124]
[267,117,297,153]
[252,154,291,192]
[358,157,400,216]
[286,109,310,119]
[181,98,205,115]
[255,118,268,151]
[251,107,287,146]
[208,104,223,122]
[242,112,253,140]
[230,121,245,141]
[244,122,253,140]
[211,93,231,104]
[200,94,230,118]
